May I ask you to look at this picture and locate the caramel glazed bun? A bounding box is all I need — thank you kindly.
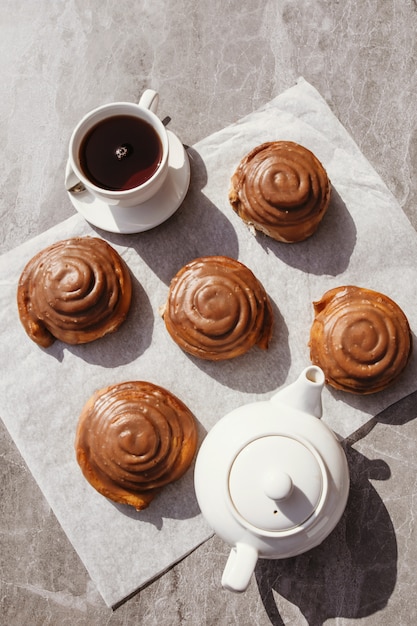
[17,237,132,347]
[309,286,412,394]
[75,381,198,510]
[229,141,331,243]
[161,255,273,361]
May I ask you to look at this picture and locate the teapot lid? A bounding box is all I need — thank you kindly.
[228,435,326,532]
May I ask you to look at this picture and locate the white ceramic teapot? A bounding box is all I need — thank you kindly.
[194,366,350,592]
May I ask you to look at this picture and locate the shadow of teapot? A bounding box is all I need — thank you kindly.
[255,443,395,626]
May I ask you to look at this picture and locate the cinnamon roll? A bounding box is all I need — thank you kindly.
[161,256,273,360]
[17,237,132,347]
[309,286,412,394]
[75,381,198,510]
[229,141,331,243]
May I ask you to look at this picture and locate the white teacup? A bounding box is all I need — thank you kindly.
[66,90,169,207]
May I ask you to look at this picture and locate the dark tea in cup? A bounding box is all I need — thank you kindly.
[67,93,170,207]
[79,115,163,191]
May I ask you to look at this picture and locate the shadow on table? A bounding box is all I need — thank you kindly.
[255,389,417,625]
[325,330,417,423]
[186,296,290,394]
[256,186,356,276]
[109,419,207,530]
[255,444,396,626]
[101,146,240,286]
[45,271,154,367]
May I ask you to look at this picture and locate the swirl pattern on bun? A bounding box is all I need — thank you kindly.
[75,381,198,510]
[17,237,132,347]
[162,256,273,361]
[309,286,412,394]
[229,141,331,242]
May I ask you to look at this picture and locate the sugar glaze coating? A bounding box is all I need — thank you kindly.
[162,255,273,361]
[309,285,412,394]
[75,381,198,510]
[229,141,331,243]
[17,237,132,347]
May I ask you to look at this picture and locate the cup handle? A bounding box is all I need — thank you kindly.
[221,543,258,592]
[139,89,159,114]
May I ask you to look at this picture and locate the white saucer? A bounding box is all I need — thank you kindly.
[65,130,190,234]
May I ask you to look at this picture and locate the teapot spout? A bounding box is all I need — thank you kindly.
[270,366,325,418]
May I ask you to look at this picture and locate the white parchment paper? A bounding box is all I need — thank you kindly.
[1,78,417,607]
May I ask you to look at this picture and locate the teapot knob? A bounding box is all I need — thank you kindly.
[262,469,293,501]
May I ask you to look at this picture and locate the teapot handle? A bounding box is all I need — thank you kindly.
[221,543,258,592]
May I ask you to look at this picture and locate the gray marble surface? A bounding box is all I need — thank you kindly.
[1,1,417,624]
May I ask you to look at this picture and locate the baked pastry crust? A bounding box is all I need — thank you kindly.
[17,237,132,347]
[162,255,273,361]
[75,381,198,510]
[309,286,412,394]
[229,141,331,243]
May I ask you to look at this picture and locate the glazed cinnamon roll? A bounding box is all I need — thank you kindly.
[309,286,412,394]
[161,256,273,361]
[229,141,331,243]
[17,237,132,347]
[75,381,198,510]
